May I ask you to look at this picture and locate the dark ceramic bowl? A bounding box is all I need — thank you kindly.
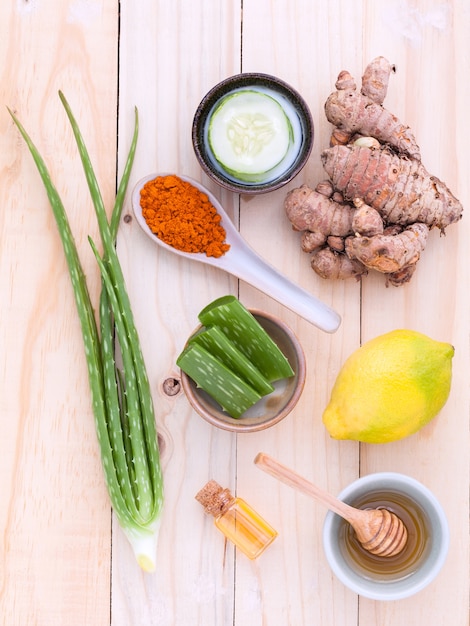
[192,73,314,194]
[180,310,306,432]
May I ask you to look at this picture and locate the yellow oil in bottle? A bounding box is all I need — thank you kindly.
[195,480,278,559]
[339,490,431,581]
[214,497,278,559]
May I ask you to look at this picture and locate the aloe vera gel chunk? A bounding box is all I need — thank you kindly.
[178,296,294,418]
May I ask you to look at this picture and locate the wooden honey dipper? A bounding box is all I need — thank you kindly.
[255,453,408,558]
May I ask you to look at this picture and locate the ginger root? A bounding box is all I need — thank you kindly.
[284,56,463,287]
[285,182,355,247]
[351,198,384,237]
[345,223,429,274]
[322,144,462,232]
[324,56,421,160]
[311,247,367,281]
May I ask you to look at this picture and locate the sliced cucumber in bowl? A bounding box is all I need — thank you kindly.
[208,89,293,182]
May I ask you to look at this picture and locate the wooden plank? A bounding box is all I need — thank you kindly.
[236,2,362,624]
[358,1,470,623]
[0,2,119,625]
[114,1,242,624]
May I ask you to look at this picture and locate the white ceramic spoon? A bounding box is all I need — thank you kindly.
[131,174,341,333]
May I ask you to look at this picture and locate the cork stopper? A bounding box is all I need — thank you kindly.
[195,480,234,517]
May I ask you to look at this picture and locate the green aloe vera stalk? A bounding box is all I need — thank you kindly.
[9,94,163,573]
[188,325,274,396]
[198,295,294,382]
[177,343,262,418]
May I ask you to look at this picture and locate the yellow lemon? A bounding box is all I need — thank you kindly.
[323,329,454,443]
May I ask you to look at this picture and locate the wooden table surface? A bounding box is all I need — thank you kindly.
[1,1,469,624]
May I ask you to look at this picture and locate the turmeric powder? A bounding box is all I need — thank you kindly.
[140,175,230,258]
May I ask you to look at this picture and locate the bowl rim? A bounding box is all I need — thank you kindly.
[180,308,306,432]
[192,72,314,194]
[322,472,450,601]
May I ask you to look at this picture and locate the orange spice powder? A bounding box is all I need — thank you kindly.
[140,175,230,258]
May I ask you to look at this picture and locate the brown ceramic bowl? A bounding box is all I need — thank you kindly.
[192,73,314,194]
[180,309,306,432]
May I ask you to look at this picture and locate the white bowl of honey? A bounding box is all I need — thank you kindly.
[322,472,449,601]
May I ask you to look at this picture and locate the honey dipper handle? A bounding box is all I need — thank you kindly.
[254,452,358,523]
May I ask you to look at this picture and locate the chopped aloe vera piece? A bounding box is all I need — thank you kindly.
[198,296,294,382]
[177,343,262,418]
[189,325,274,396]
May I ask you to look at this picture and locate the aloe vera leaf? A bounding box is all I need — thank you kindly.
[188,326,274,396]
[58,93,162,522]
[7,107,139,531]
[97,108,140,510]
[198,295,294,382]
[177,343,262,418]
[60,94,158,521]
[9,99,163,571]
[89,238,155,518]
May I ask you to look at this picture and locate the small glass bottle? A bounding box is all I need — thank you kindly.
[195,480,278,559]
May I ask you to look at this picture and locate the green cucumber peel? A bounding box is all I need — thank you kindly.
[198,296,294,382]
[208,89,292,179]
[177,343,262,418]
[188,325,274,396]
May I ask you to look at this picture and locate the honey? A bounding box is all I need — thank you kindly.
[339,490,431,581]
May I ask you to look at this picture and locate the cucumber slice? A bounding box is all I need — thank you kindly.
[198,295,294,382]
[177,343,262,418]
[189,325,274,396]
[208,90,292,179]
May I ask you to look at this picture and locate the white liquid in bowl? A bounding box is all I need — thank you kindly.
[203,85,303,185]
